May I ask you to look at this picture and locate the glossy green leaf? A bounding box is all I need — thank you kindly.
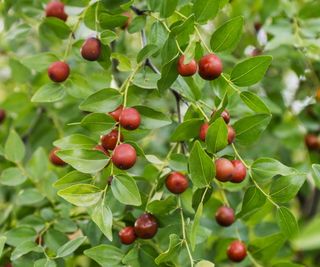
[21,52,59,72]
[276,207,299,238]
[128,16,146,33]
[193,0,220,24]
[99,13,128,29]
[90,202,113,241]
[32,83,66,103]
[5,129,25,162]
[111,174,142,206]
[210,16,243,52]
[53,171,92,190]
[233,114,271,145]
[190,202,203,250]
[100,30,117,45]
[155,234,182,264]
[137,44,159,63]
[56,236,87,258]
[10,240,39,261]
[54,134,96,150]
[0,167,27,186]
[79,88,122,113]
[39,17,71,40]
[160,0,178,18]
[57,149,109,173]
[84,245,124,266]
[171,119,203,141]
[157,56,179,92]
[147,196,177,215]
[134,105,171,129]
[205,117,228,153]
[16,188,44,206]
[230,56,272,87]
[189,141,215,188]
[240,91,270,113]
[80,113,116,134]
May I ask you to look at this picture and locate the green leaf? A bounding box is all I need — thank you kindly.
[53,171,92,190]
[100,30,117,45]
[147,196,177,215]
[276,207,299,239]
[54,134,96,150]
[237,186,266,219]
[155,234,182,264]
[32,83,66,103]
[189,141,215,188]
[111,174,141,206]
[205,118,228,153]
[210,93,228,123]
[80,113,116,134]
[171,119,203,141]
[137,44,159,63]
[5,129,25,162]
[312,164,320,189]
[0,167,27,186]
[233,114,271,145]
[34,259,56,267]
[90,202,113,241]
[190,202,203,250]
[293,216,320,250]
[195,260,215,267]
[26,147,49,182]
[79,88,122,113]
[171,15,195,36]
[21,52,59,72]
[133,73,160,89]
[16,188,44,206]
[270,174,306,203]
[112,53,132,72]
[157,56,179,92]
[128,16,146,33]
[273,263,304,267]
[160,0,178,18]
[193,0,220,24]
[99,13,128,29]
[5,227,37,247]
[39,17,71,40]
[230,56,272,87]
[58,184,102,207]
[84,245,124,266]
[10,240,39,261]
[57,149,109,173]
[0,236,7,258]
[134,106,171,129]
[210,16,244,52]
[240,91,270,113]
[56,236,87,258]
[251,158,296,183]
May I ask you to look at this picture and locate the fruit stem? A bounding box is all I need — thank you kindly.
[221,73,241,94]
[232,144,249,169]
[194,26,212,54]
[178,196,194,267]
[247,251,263,267]
[194,103,209,121]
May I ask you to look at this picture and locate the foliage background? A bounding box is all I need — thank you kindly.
[1,0,320,266]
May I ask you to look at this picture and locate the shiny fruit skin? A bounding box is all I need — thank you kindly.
[227,125,236,144]
[177,55,198,77]
[94,145,110,156]
[134,213,158,239]
[231,160,247,183]
[45,1,68,21]
[0,109,6,124]
[112,143,137,170]
[119,108,141,130]
[198,54,223,80]
[101,129,123,151]
[199,122,209,141]
[211,109,230,124]
[121,12,132,29]
[48,61,70,83]
[215,158,234,182]
[215,206,235,227]
[119,226,136,245]
[227,240,247,262]
[165,172,189,194]
[109,105,123,122]
[49,148,66,166]
[305,134,319,151]
[81,37,101,61]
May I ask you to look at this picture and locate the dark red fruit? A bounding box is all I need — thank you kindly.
[121,12,132,29]
[177,55,198,77]
[119,226,136,245]
[81,37,101,61]
[211,109,230,124]
[227,125,236,144]
[112,143,137,170]
[94,145,110,156]
[251,48,262,57]
[134,213,158,239]
[227,240,247,262]
[45,1,68,21]
[109,105,123,122]
[305,134,319,151]
[198,54,223,80]
[48,61,70,83]
[254,22,262,32]
[0,109,6,124]
[165,172,189,194]
[215,206,235,227]
[119,108,141,130]
[49,147,66,166]
[101,129,123,151]
[215,158,234,182]
[231,160,247,183]
[199,122,209,141]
